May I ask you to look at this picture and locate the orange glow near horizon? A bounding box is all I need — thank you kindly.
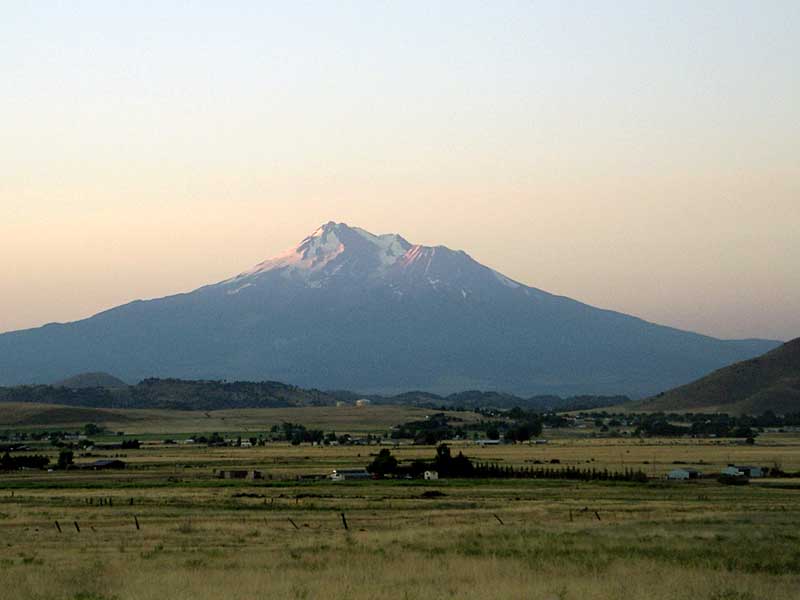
[1,3,798,340]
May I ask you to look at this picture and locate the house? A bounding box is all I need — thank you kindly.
[424,470,439,480]
[734,465,765,478]
[721,466,744,477]
[330,468,371,481]
[214,469,263,480]
[667,468,700,480]
[80,459,126,470]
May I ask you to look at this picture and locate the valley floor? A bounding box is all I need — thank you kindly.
[1,436,800,599]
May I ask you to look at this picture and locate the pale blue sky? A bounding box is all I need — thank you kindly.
[1,2,798,340]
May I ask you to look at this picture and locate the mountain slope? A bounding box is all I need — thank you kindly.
[0,222,780,397]
[632,337,800,414]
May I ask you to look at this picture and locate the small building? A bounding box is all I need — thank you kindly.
[721,466,744,477]
[476,439,501,446]
[330,468,371,481]
[667,468,700,480]
[424,470,439,480]
[355,398,371,407]
[736,465,764,478]
[214,469,263,480]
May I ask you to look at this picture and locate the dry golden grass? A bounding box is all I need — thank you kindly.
[0,403,476,435]
[1,476,799,600]
[2,431,800,599]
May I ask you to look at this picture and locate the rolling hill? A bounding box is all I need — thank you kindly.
[54,372,128,389]
[0,376,626,412]
[633,337,800,414]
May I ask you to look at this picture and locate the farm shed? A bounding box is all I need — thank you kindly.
[424,470,439,480]
[330,468,371,481]
[667,468,700,480]
[735,465,764,478]
[721,466,744,477]
[476,439,501,446]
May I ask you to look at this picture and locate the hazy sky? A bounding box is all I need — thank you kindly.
[2,2,798,341]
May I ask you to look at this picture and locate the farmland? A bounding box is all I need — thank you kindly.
[1,406,800,599]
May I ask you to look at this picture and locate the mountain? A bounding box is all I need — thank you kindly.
[0,221,779,397]
[631,337,800,414]
[54,372,128,389]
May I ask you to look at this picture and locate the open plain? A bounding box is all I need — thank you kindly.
[1,406,800,600]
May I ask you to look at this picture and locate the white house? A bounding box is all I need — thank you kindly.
[424,470,439,480]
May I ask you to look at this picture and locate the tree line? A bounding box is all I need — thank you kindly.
[367,444,648,482]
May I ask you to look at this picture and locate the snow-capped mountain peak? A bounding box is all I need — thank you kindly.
[225,222,525,300]
[230,222,417,283]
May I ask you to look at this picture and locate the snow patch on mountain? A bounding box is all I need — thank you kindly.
[226,282,253,295]
[352,226,411,266]
[229,222,347,282]
[492,271,522,289]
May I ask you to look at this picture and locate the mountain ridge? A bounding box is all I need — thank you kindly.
[631,337,800,414]
[0,376,627,412]
[0,222,780,396]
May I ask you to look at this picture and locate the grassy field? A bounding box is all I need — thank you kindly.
[0,403,478,435]
[1,408,800,599]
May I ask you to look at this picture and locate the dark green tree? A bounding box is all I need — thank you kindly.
[57,449,74,470]
[367,449,398,477]
[84,423,103,436]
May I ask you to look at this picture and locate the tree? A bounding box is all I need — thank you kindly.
[432,444,474,477]
[57,449,74,470]
[507,407,527,420]
[367,449,398,477]
[505,418,543,442]
[84,423,103,436]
